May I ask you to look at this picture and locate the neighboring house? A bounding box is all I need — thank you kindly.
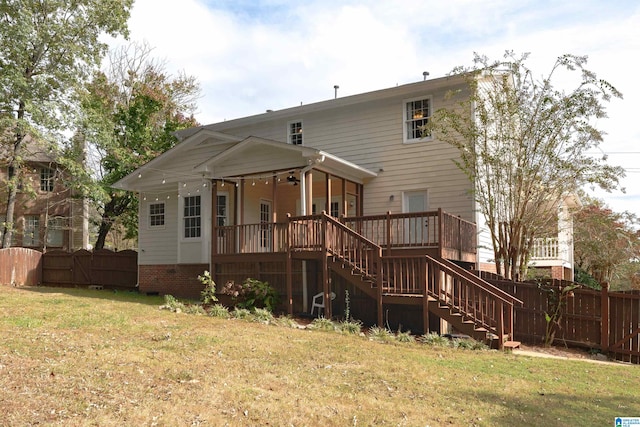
[528,193,582,281]
[115,73,583,346]
[0,137,89,252]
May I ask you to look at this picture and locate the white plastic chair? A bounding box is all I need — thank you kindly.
[310,291,336,316]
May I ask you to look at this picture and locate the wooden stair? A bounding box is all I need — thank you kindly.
[321,213,520,348]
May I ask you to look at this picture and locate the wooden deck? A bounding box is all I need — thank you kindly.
[210,210,521,347]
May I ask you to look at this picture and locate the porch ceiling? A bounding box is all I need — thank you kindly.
[194,136,377,184]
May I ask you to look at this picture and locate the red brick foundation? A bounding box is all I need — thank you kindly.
[139,264,209,300]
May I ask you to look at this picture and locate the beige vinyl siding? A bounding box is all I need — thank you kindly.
[138,196,179,265]
[212,82,475,222]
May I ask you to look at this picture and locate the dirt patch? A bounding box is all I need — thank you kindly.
[512,344,620,365]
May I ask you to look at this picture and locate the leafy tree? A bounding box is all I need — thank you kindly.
[573,197,640,289]
[428,51,624,280]
[0,0,132,248]
[80,42,200,249]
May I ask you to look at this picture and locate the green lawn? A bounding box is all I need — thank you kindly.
[0,286,637,426]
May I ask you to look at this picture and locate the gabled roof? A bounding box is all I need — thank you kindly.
[194,136,377,183]
[114,133,377,192]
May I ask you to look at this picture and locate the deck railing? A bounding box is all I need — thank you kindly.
[212,210,477,259]
[215,222,288,254]
[324,214,382,282]
[341,209,476,258]
[530,237,559,260]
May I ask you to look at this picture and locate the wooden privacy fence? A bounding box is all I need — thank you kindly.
[42,249,138,289]
[483,274,640,364]
[0,248,43,286]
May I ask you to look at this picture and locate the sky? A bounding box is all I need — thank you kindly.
[114,0,640,216]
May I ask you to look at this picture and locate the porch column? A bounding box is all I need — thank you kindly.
[211,181,218,284]
[325,173,332,214]
[306,171,313,215]
[239,178,245,252]
[341,178,347,217]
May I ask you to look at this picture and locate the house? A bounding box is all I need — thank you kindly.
[115,73,583,345]
[0,137,90,252]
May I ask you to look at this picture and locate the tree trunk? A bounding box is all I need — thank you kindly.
[93,195,131,250]
[1,101,26,249]
[94,218,111,250]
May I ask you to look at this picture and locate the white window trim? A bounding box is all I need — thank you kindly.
[403,95,433,144]
[148,201,166,229]
[181,195,202,241]
[287,120,304,145]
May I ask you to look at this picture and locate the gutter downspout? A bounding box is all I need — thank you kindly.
[300,155,325,312]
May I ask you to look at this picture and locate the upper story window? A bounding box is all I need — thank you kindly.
[149,202,165,227]
[40,168,54,192]
[404,97,431,143]
[288,121,303,145]
[183,195,201,238]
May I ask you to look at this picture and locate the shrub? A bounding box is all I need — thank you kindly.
[251,308,275,324]
[231,308,252,320]
[160,295,186,313]
[221,278,279,311]
[338,319,362,335]
[396,329,416,343]
[198,271,218,304]
[419,332,450,347]
[184,304,207,315]
[309,316,336,331]
[273,315,300,328]
[208,304,230,318]
[368,326,395,343]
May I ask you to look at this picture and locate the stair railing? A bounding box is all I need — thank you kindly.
[381,254,522,342]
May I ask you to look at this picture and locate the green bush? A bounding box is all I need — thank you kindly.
[231,308,252,320]
[208,304,230,318]
[418,332,450,347]
[396,329,416,343]
[160,295,186,313]
[368,326,394,343]
[338,319,362,334]
[251,308,276,324]
[198,271,218,304]
[221,278,279,311]
[309,316,336,331]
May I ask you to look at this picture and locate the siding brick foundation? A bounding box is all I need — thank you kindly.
[139,264,208,299]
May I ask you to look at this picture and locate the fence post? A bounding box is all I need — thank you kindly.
[601,282,609,353]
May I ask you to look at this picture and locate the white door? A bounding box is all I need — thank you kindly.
[260,200,272,251]
[403,191,428,245]
[216,193,228,253]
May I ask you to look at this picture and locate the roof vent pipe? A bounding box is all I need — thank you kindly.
[423,71,430,81]
[334,85,339,99]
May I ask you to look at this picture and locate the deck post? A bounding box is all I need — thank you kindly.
[601,282,609,352]
[286,214,293,316]
[438,208,444,258]
[386,211,392,252]
[376,246,383,327]
[498,303,505,350]
[422,257,430,334]
[321,212,331,319]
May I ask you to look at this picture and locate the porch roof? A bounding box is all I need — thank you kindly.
[194,136,378,183]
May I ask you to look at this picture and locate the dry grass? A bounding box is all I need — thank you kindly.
[1,286,638,426]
